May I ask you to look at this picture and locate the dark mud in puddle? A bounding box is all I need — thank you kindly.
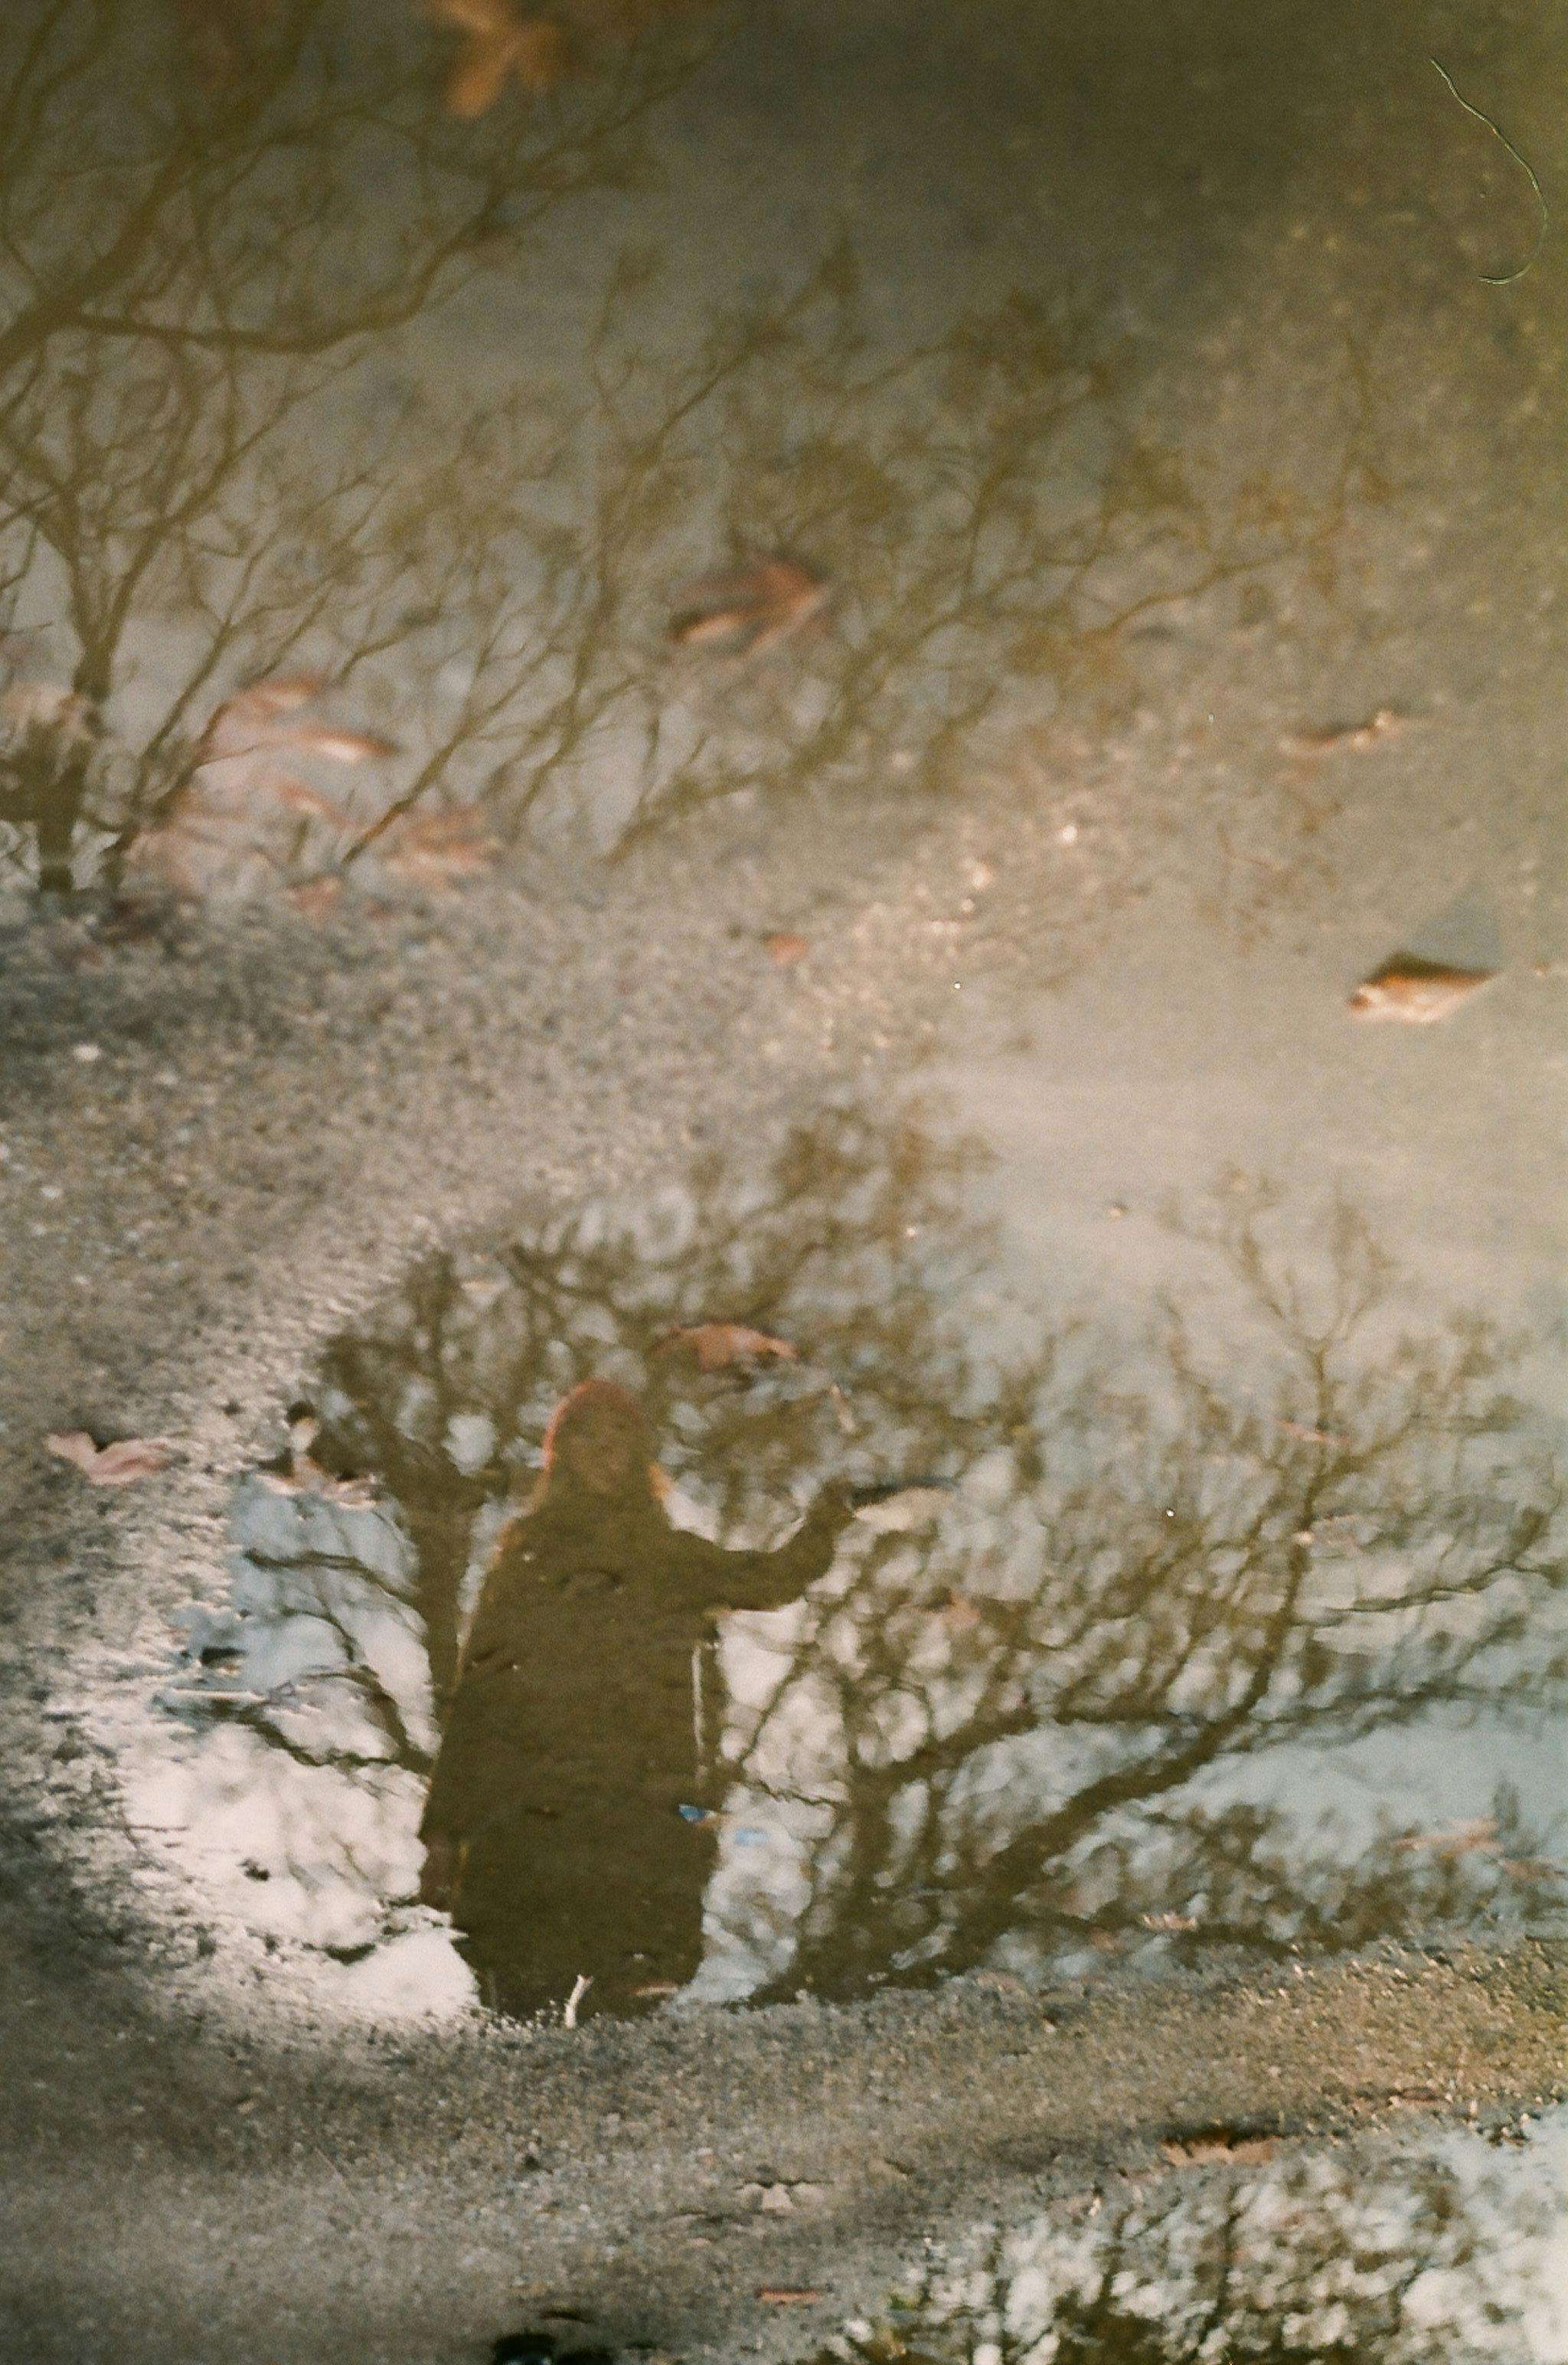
[142,1105,1568,2021]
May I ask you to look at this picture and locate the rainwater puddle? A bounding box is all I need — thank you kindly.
[141,1014,1568,2020]
[797,2108,1568,2365]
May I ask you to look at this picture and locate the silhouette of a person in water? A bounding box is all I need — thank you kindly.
[419,1378,853,2018]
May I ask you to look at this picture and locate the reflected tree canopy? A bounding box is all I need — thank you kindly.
[0,4,1381,894]
[804,2115,1568,2365]
[155,1108,1567,2014]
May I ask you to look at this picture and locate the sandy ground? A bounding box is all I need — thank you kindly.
[2,0,1566,2357]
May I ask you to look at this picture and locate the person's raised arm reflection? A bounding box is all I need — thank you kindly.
[418,1379,853,2019]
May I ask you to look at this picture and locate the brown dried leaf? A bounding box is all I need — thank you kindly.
[1280,708,1407,757]
[655,1323,799,1372]
[227,674,325,719]
[1394,1816,1501,1858]
[1141,1911,1198,1932]
[446,31,523,115]
[1348,956,1497,1025]
[286,877,345,920]
[2,682,96,738]
[1161,2133,1277,2167]
[671,558,828,656]
[763,931,809,966]
[427,0,516,30]
[756,2289,822,2306]
[45,1431,175,1485]
[431,0,572,113]
[256,773,355,824]
[273,722,397,764]
[381,806,500,889]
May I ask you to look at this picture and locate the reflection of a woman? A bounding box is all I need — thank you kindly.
[419,1379,853,2018]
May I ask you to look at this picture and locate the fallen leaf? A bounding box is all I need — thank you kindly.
[1141,1911,1199,1932]
[763,931,809,966]
[46,1431,174,1484]
[197,676,325,760]
[655,1323,799,1372]
[671,558,828,656]
[2,682,96,738]
[1348,956,1497,1024]
[380,806,499,889]
[1394,1817,1501,1858]
[225,674,325,719]
[272,722,397,764]
[851,1480,955,1532]
[756,2289,822,2306]
[256,772,355,823]
[430,0,573,114]
[1280,708,1407,756]
[1161,2132,1276,2167]
[428,0,516,32]
[287,877,345,920]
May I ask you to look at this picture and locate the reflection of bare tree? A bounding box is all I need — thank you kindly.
[0,0,710,888]
[0,0,1387,893]
[270,1118,1568,2006]
[819,2127,1565,2364]
[731,1195,1565,1997]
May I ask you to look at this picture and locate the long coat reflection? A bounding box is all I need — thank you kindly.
[419,1380,851,2018]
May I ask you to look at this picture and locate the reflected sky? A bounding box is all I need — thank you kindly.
[141,1102,1568,2019]
[793,2109,1568,2365]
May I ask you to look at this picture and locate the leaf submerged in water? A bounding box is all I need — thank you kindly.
[1348,955,1497,1024]
[671,558,828,656]
[45,1431,174,1484]
[655,1322,799,1372]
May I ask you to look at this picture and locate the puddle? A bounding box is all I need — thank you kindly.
[140,1088,1568,2020]
[796,2109,1568,2364]
[0,1,1497,895]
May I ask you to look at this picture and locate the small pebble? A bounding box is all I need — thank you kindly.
[72,1042,103,1062]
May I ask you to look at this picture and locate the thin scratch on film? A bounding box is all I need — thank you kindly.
[1429,57,1548,286]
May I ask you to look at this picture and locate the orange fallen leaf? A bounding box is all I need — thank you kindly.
[273,722,397,764]
[226,675,325,719]
[756,2289,822,2306]
[1161,2132,1276,2167]
[763,931,809,966]
[427,0,515,30]
[2,682,96,737]
[429,0,573,114]
[1394,1817,1500,1858]
[45,1431,174,1484]
[381,806,499,889]
[286,877,345,919]
[671,558,828,657]
[256,773,354,824]
[1280,708,1407,757]
[655,1323,799,1372]
[1348,956,1497,1024]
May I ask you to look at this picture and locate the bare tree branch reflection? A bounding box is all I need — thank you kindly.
[154,1114,1559,2006]
[809,2121,1567,2365]
[0,5,1387,891]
